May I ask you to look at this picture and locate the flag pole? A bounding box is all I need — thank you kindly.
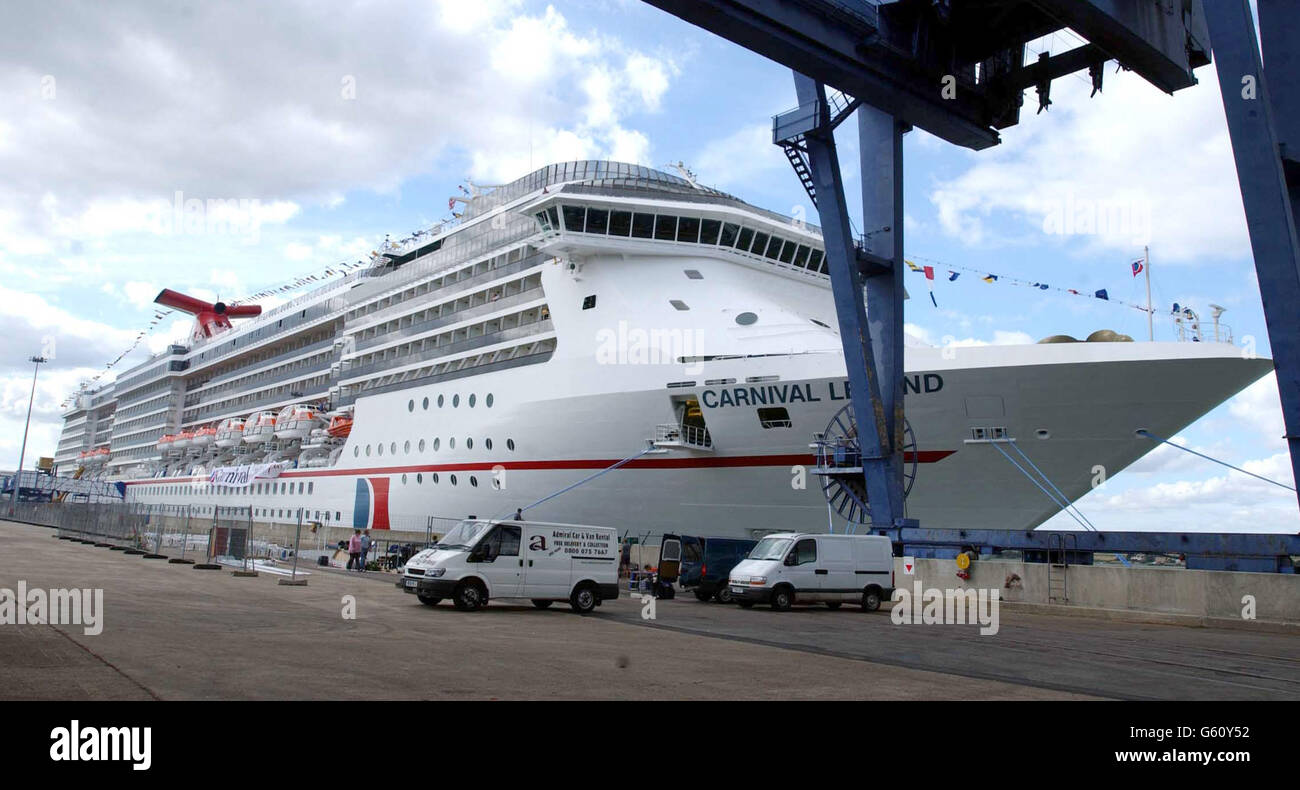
[1144,245,1153,341]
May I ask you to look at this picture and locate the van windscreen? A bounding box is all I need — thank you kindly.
[749,537,792,561]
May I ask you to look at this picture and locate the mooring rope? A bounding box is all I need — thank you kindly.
[1136,429,1296,492]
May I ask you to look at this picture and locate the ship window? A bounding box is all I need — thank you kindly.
[779,240,796,264]
[751,233,772,257]
[720,223,740,247]
[582,294,596,310]
[736,227,755,251]
[654,215,678,241]
[433,438,440,451]
[608,210,632,237]
[547,206,559,229]
[365,445,372,456]
[562,205,586,232]
[470,476,478,487]
[419,439,426,452]
[335,511,341,521]
[699,219,721,245]
[811,318,830,328]
[449,437,456,449]
[309,482,314,494]
[377,443,383,456]
[676,216,700,243]
[486,393,494,408]
[404,440,411,454]
[631,213,654,238]
[670,300,690,311]
[507,438,515,451]
[402,474,407,485]
[452,394,460,407]
[584,208,609,234]
[684,269,703,280]
[485,438,493,450]
[354,447,360,457]
[809,249,825,272]
[450,474,458,486]
[432,473,439,484]
[408,399,414,412]
[735,312,758,325]
[535,211,551,232]
[438,394,445,408]
[417,473,423,484]
[469,394,476,407]
[794,245,811,267]
[390,442,397,455]
[422,397,429,410]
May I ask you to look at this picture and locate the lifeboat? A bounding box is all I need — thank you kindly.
[157,434,177,453]
[327,415,353,438]
[172,430,195,449]
[215,418,245,448]
[274,404,324,440]
[193,426,217,447]
[95,447,111,464]
[242,411,277,444]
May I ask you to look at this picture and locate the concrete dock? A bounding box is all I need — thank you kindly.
[3,521,1297,700]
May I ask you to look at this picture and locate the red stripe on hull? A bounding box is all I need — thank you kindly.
[124,450,956,485]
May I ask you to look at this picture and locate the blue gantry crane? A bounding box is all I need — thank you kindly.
[640,0,1300,571]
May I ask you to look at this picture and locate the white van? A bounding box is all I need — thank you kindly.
[398,519,620,613]
[727,532,895,611]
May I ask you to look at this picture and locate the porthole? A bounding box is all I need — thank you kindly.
[466,438,473,449]
[450,474,458,486]
[354,446,360,457]
[335,511,341,521]
[432,473,439,484]
[507,439,515,451]
[1037,429,1051,439]
[408,399,415,412]
[402,474,408,485]
[404,440,411,454]
[365,445,372,457]
[390,442,397,455]
[453,394,460,407]
[308,482,314,494]
[298,482,305,494]
[486,393,494,408]
[485,438,493,450]
[735,311,759,325]
[377,444,384,456]
[418,439,426,452]
[469,394,476,407]
[422,397,429,410]
[470,476,478,487]
[449,437,456,449]
[417,473,423,484]
[438,394,445,408]
[433,437,441,451]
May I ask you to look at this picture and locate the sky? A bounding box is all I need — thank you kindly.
[0,0,1295,531]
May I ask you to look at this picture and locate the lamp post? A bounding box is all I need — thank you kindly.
[9,355,47,516]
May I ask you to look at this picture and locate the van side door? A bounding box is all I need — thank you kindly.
[783,538,823,601]
[475,524,522,598]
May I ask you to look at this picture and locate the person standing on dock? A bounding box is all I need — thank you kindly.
[359,530,372,573]
[347,530,362,571]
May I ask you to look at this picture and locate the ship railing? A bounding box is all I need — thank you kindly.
[1171,316,1233,345]
[654,423,714,450]
[349,284,546,354]
[340,319,554,383]
[810,436,862,471]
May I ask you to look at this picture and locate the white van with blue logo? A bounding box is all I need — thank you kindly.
[398,519,620,613]
[727,532,895,611]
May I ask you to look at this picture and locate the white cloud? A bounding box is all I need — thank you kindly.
[927,62,1247,262]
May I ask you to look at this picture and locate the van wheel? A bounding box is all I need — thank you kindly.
[714,586,734,604]
[825,602,842,610]
[770,586,793,611]
[531,599,553,609]
[453,581,485,611]
[861,587,882,612]
[570,584,597,614]
[417,594,442,606]
[694,589,712,602]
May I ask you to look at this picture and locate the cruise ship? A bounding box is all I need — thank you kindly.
[53,161,1271,537]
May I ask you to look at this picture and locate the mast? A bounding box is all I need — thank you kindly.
[1144,245,1153,341]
